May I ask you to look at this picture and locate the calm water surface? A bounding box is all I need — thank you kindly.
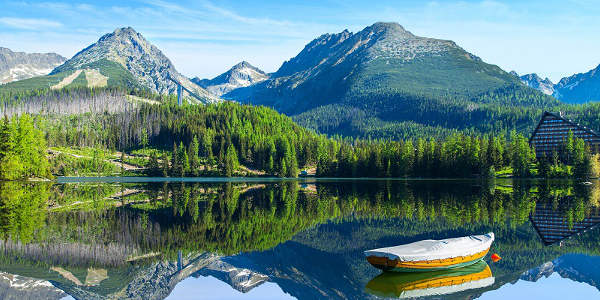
[0,179,599,299]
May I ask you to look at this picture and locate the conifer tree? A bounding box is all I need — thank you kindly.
[189,136,200,176]
[223,144,239,177]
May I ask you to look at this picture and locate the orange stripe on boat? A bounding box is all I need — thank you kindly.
[401,265,492,290]
[402,266,492,291]
[367,247,490,269]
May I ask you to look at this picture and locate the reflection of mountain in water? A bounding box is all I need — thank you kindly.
[521,254,600,291]
[0,272,66,300]
[193,258,269,293]
[48,253,220,300]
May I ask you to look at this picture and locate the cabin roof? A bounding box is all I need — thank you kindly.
[529,111,600,144]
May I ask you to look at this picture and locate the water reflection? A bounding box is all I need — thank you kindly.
[366,261,494,298]
[0,179,598,299]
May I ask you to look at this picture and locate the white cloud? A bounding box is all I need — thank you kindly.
[0,17,63,30]
[200,1,292,26]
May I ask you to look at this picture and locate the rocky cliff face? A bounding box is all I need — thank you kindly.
[52,27,218,103]
[554,64,600,104]
[0,47,65,84]
[519,73,555,95]
[192,61,268,96]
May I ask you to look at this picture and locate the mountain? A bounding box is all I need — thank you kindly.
[194,258,269,292]
[521,254,600,290]
[0,47,65,84]
[225,22,557,139]
[192,61,268,96]
[519,73,554,95]
[554,64,600,104]
[0,272,66,300]
[2,27,218,104]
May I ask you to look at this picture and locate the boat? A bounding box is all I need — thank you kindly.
[365,260,494,298]
[364,232,494,272]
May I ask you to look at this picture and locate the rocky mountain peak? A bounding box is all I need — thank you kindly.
[365,22,414,38]
[192,61,268,96]
[51,27,218,103]
[519,73,554,95]
[521,73,553,85]
[233,61,252,69]
[112,26,137,37]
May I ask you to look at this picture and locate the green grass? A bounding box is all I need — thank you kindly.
[51,146,116,159]
[67,71,88,88]
[122,156,148,167]
[49,147,121,176]
[495,167,513,177]
[0,58,144,93]
[53,58,143,90]
[129,148,169,157]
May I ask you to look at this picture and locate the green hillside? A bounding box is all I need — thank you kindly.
[225,22,560,139]
[0,59,143,93]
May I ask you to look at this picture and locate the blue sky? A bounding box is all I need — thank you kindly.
[0,0,599,82]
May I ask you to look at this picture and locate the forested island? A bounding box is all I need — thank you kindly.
[1,87,598,181]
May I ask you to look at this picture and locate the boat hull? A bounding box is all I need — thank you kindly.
[366,247,490,272]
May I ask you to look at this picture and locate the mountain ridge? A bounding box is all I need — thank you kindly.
[519,73,555,95]
[224,21,556,139]
[553,64,600,103]
[51,27,218,103]
[0,47,66,84]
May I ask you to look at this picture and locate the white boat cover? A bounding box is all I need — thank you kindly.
[364,233,494,262]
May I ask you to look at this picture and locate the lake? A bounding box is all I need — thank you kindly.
[0,178,599,299]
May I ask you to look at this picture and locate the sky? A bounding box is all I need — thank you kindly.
[0,0,599,82]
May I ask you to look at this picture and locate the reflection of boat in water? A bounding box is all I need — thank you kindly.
[364,233,494,272]
[365,260,494,298]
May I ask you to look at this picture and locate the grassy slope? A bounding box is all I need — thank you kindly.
[0,59,143,93]
[0,70,74,91]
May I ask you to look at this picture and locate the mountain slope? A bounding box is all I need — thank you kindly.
[225,22,557,138]
[554,64,600,104]
[52,27,218,103]
[0,47,65,84]
[1,27,218,104]
[519,73,554,95]
[192,61,268,96]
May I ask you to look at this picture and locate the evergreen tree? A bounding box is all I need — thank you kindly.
[148,152,160,176]
[176,141,189,176]
[189,136,200,176]
[161,153,169,177]
[223,144,239,177]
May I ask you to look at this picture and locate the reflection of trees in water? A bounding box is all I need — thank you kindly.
[535,181,600,228]
[1,180,600,268]
[0,182,49,243]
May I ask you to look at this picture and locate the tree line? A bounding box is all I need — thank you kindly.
[0,115,50,180]
[1,86,598,179]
